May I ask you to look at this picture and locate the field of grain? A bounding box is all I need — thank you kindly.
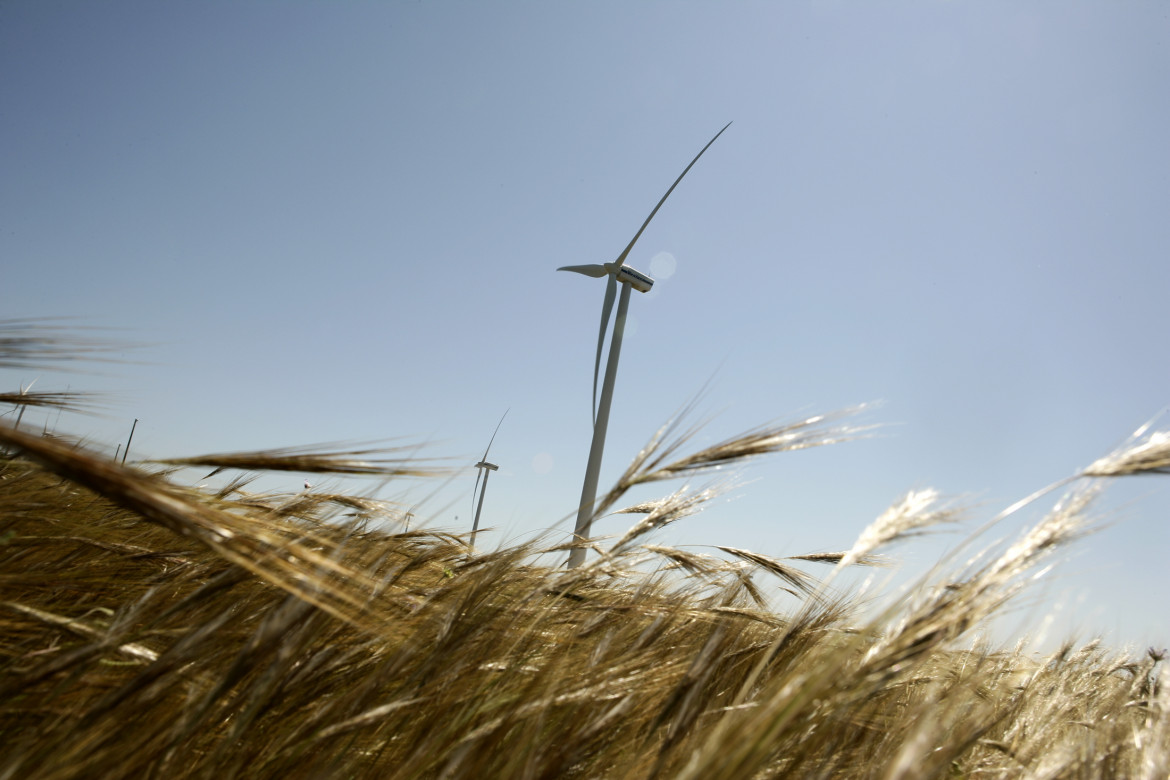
[1,321,1168,778]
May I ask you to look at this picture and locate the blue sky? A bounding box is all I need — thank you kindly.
[2,1,1167,650]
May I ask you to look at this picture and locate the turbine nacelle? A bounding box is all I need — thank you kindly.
[615,264,654,293]
[557,262,655,293]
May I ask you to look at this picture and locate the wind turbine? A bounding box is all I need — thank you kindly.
[469,410,508,553]
[559,122,731,569]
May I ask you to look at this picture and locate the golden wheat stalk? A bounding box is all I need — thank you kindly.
[153,440,452,478]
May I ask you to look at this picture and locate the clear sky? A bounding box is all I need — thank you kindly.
[2,1,1167,650]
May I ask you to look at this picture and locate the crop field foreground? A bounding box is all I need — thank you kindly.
[1,404,1169,778]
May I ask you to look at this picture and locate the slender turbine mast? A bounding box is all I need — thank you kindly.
[469,410,508,553]
[559,123,731,569]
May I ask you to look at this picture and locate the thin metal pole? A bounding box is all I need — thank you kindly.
[121,418,138,465]
[13,381,31,430]
[568,282,632,568]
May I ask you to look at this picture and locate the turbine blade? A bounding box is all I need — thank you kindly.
[471,469,483,525]
[593,275,616,426]
[557,264,609,278]
[613,122,732,268]
[482,408,509,461]
[472,408,507,522]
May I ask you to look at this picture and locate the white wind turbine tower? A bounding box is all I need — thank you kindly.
[559,122,731,569]
[469,410,508,553]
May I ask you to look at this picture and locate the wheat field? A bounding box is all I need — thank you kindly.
[1,321,1168,778]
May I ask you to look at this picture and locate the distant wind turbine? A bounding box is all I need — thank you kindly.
[559,122,731,569]
[469,410,508,553]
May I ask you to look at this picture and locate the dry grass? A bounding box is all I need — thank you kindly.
[1,321,1166,777]
[1,399,1167,779]
[0,318,137,372]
